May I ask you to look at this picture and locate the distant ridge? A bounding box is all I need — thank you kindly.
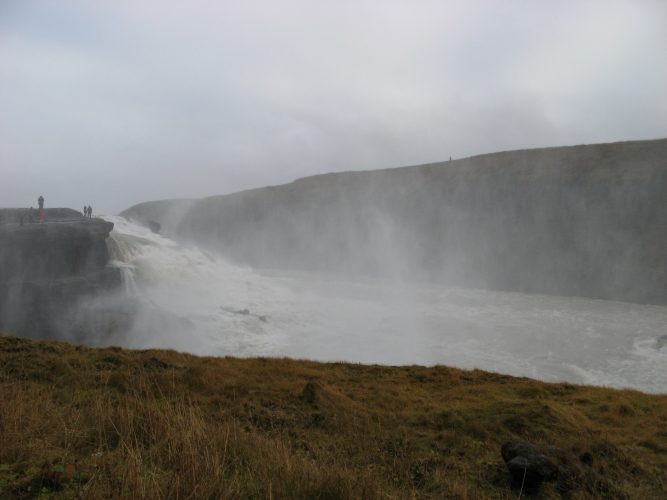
[148,138,667,304]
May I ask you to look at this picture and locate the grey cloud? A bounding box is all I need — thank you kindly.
[1,0,666,213]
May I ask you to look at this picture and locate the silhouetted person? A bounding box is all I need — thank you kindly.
[87,206,92,218]
[84,206,87,217]
[38,196,44,210]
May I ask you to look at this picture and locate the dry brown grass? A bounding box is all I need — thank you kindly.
[1,333,666,499]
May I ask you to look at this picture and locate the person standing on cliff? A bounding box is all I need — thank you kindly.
[38,196,44,210]
[39,208,44,224]
[83,206,87,218]
[87,206,92,218]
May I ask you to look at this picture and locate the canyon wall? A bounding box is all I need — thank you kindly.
[175,139,667,304]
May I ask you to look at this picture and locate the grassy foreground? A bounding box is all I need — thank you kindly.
[0,334,666,499]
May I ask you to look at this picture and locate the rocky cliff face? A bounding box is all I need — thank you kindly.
[0,209,121,338]
[176,138,667,305]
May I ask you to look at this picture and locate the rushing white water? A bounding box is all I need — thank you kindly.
[103,215,667,394]
[109,262,139,296]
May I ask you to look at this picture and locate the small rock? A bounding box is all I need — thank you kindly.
[579,451,593,466]
[501,440,577,490]
[148,221,161,234]
[505,453,557,487]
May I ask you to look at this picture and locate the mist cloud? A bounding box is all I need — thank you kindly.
[1,0,666,213]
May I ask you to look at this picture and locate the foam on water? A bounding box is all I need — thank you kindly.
[104,216,667,394]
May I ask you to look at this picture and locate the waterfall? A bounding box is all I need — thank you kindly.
[106,227,143,296]
[106,260,138,295]
[118,262,138,295]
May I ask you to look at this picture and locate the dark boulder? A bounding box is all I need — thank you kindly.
[148,221,161,234]
[501,440,583,491]
[119,198,198,237]
[505,453,558,487]
[657,334,667,349]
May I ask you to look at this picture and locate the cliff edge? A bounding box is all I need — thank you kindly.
[0,209,121,338]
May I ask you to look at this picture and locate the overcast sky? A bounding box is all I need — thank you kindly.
[1,1,666,214]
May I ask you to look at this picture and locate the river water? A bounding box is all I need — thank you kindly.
[103,215,667,394]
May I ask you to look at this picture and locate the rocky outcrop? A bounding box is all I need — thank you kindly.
[0,209,121,338]
[176,138,667,304]
[499,440,623,497]
[147,221,161,234]
[120,198,198,237]
[500,440,591,495]
[501,441,566,488]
